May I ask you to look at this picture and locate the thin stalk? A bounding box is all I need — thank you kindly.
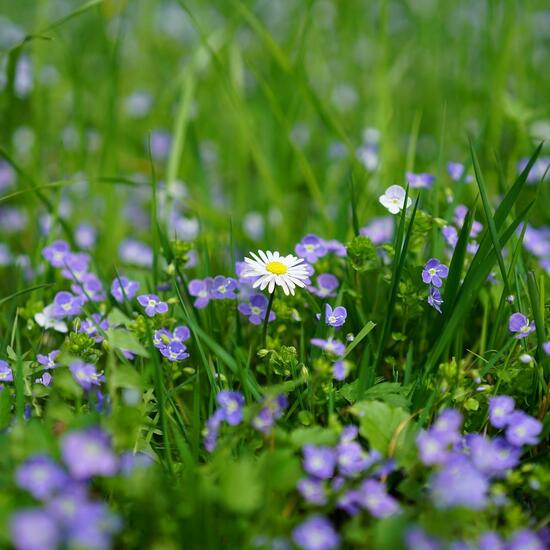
[262,290,276,348]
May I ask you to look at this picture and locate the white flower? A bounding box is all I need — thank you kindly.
[242,250,309,296]
[34,305,68,333]
[379,184,412,215]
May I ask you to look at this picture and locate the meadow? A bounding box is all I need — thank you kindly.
[0,0,550,549]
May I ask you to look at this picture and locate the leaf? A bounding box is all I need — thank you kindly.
[107,329,149,358]
[351,400,409,454]
[290,426,339,448]
[220,458,262,514]
[343,321,376,358]
[258,449,302,493]
[340,381,410,409]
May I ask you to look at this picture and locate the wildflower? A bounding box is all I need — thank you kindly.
[61,428,118,480]
[15,455,68,500]
[505,411,542,446]
[61,252,90,282]
[160,341,189,362]
[69,361,104,390]
[252,394,287,433]
[405,528,441,550]
[447,162,473,182]
[50,292,83,318]
[35,372,52,386]
[65,500,121,549]
[303,445,336,480]
[506,530,545,550]
[360,216,394,245]
[211,276,237,299]
[323,239,347,257]
[431,409,463,443]
[36,350,60,369]
[476,533,502,550]
[0,360,13,382]
[238,294,276,325]
[10,508,60,550]
[309,273,339,298]
[379,184,412,215]
[310,337,346,357]
[173,325,191,342]
[42,240,70,268]
[188,278,213,308]
[153,328,173,349]
[358,479,399,518]
[406,172,435,189]
[430,454,488,510]
[216,390,244,425]
[297,478,328,506]
[295,235,327,264]
[242,250,310,296]
[292,516,340,550]
[78,314,109,343]
[119,451,154,476]
[34,305,68,333]
[442,225,458,248]
[422,258,449,288]
[110,276,140,303]
[508,313,535,339]
[489,395,515,428]
[317,304,347,328]
[75,223,96,249]
[71,273,105,302]
[203,409,225,452]
[137,294,168,317]
[544,341,550,356]
[427,287,443,314]
[336,441,370,477]
[332,360,349,381]
[119,238,153,267]
[467,435,520,477]
[416,430,449,465]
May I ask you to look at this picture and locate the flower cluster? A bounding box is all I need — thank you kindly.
[153,325,191,362]
[421,258,449,314]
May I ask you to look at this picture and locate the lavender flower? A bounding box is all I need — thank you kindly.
[238,294,276,325]
[15,455,68,500]
[405,528,441,550]
[61,252,90,282]
[50,292,83,318]
[78,314,109,343]
[442,225,458,248]
[544,341,550,356]
[431,409,462,443]
[292,516,340,550]
[35,372,53,386]
[211,276,237,299]
[297,478,328,506]
[160,341,189,362]
[505,411,542,446]
[203,409,225,452]
[42,240,70,268]
[69,361,104,390]
[0,359,13,382]
[332,360,349,381]
[303,445,336,480]
[295,234,327,264]
[252,394,287,433]
[310,337,345,357]
[309,273,339,298]
[61,429,118,480]
[137,294,168,317]
[468,435,520,477]
[506,530,545,550]
[323,239,347,257]
[216,390,244,425]
[34,305,68,333]
[489,395,515,428]
[110,276,140,303]
[119,239,153,267]
[447,162,473,182]
[71,273,105,302]
[360,216,393,245]
[75,223,97,249]
[358,479,399,518]
[422,258,449,288]
[10,508,60,550]
[317,304,347,328]
[508,313,535,339]
[336,441,370,477]
[188,278,213,309]
[406,172,435,189]
[427,287,443,314]
[36,350,60,369]
[417,430,449,465]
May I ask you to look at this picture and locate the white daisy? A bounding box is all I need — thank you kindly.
[379,184,412,215]
[242,250,310,296]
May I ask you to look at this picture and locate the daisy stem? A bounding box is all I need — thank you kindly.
[262,290,276,348]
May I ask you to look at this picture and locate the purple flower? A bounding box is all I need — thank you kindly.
[405,528,441,550]
[406,172,435,189]
[119,239,153,267]
[432,409,462,443]
[442,225,458,248]
[119,451,154,476]
[332,360,348,381]
[160,341,189,362]
[505,411,542,446]
[61,252,90,282]
[430,454,488,510]
[543,341,550,356]
[303,445,336,480]
[66,501,121,550]
[69,361,104,390]
[36,350,60,370]
[310,337,345,357]
[10,508,60,550]
[211,276,237,299]
[51,291,83,318]
[238,294,276,325]
[489,395,515,429]
[297,478,328,506]
[317,304,347,328]
[79,314,109,343]
[35,372,53,386]
[295,234,327,264]
[427,287,443,314]
[216,390,244,425]
[188,278,213,309]
[505,530,545,550]
[111,276,140,303]
[447,162,472,183]
[150,129,172,160]
[0,359,14,382]
[173,325,191,342]
[323,239,347,257]
[508,313,535,339]
[422,258,449,288]
[360,216,394,245]
[203,409,225,452]
[337,490,362,516]
[42,240,70,268]
[477,532,503,550]
[252,394,287,433]
[417,430,449,465]
[75,223,97,249]
[72,272,105,302]
[292,516,340,550]
[61,429,118,480]
[137,294,168,317]
[337,441,370,477]
[153,328,172,349]
[470,435,520,477]
[15,455,68,500]
[358,479,399,518]
[309,273,339,298]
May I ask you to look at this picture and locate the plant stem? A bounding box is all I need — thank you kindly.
[262,290,276,348]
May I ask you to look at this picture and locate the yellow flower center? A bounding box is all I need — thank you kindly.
[266,261,288,275]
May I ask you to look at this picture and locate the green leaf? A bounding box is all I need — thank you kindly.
[344,321,376,358]
[220,458,263,514]
[107,329,149,358]
[290,426,339,448]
